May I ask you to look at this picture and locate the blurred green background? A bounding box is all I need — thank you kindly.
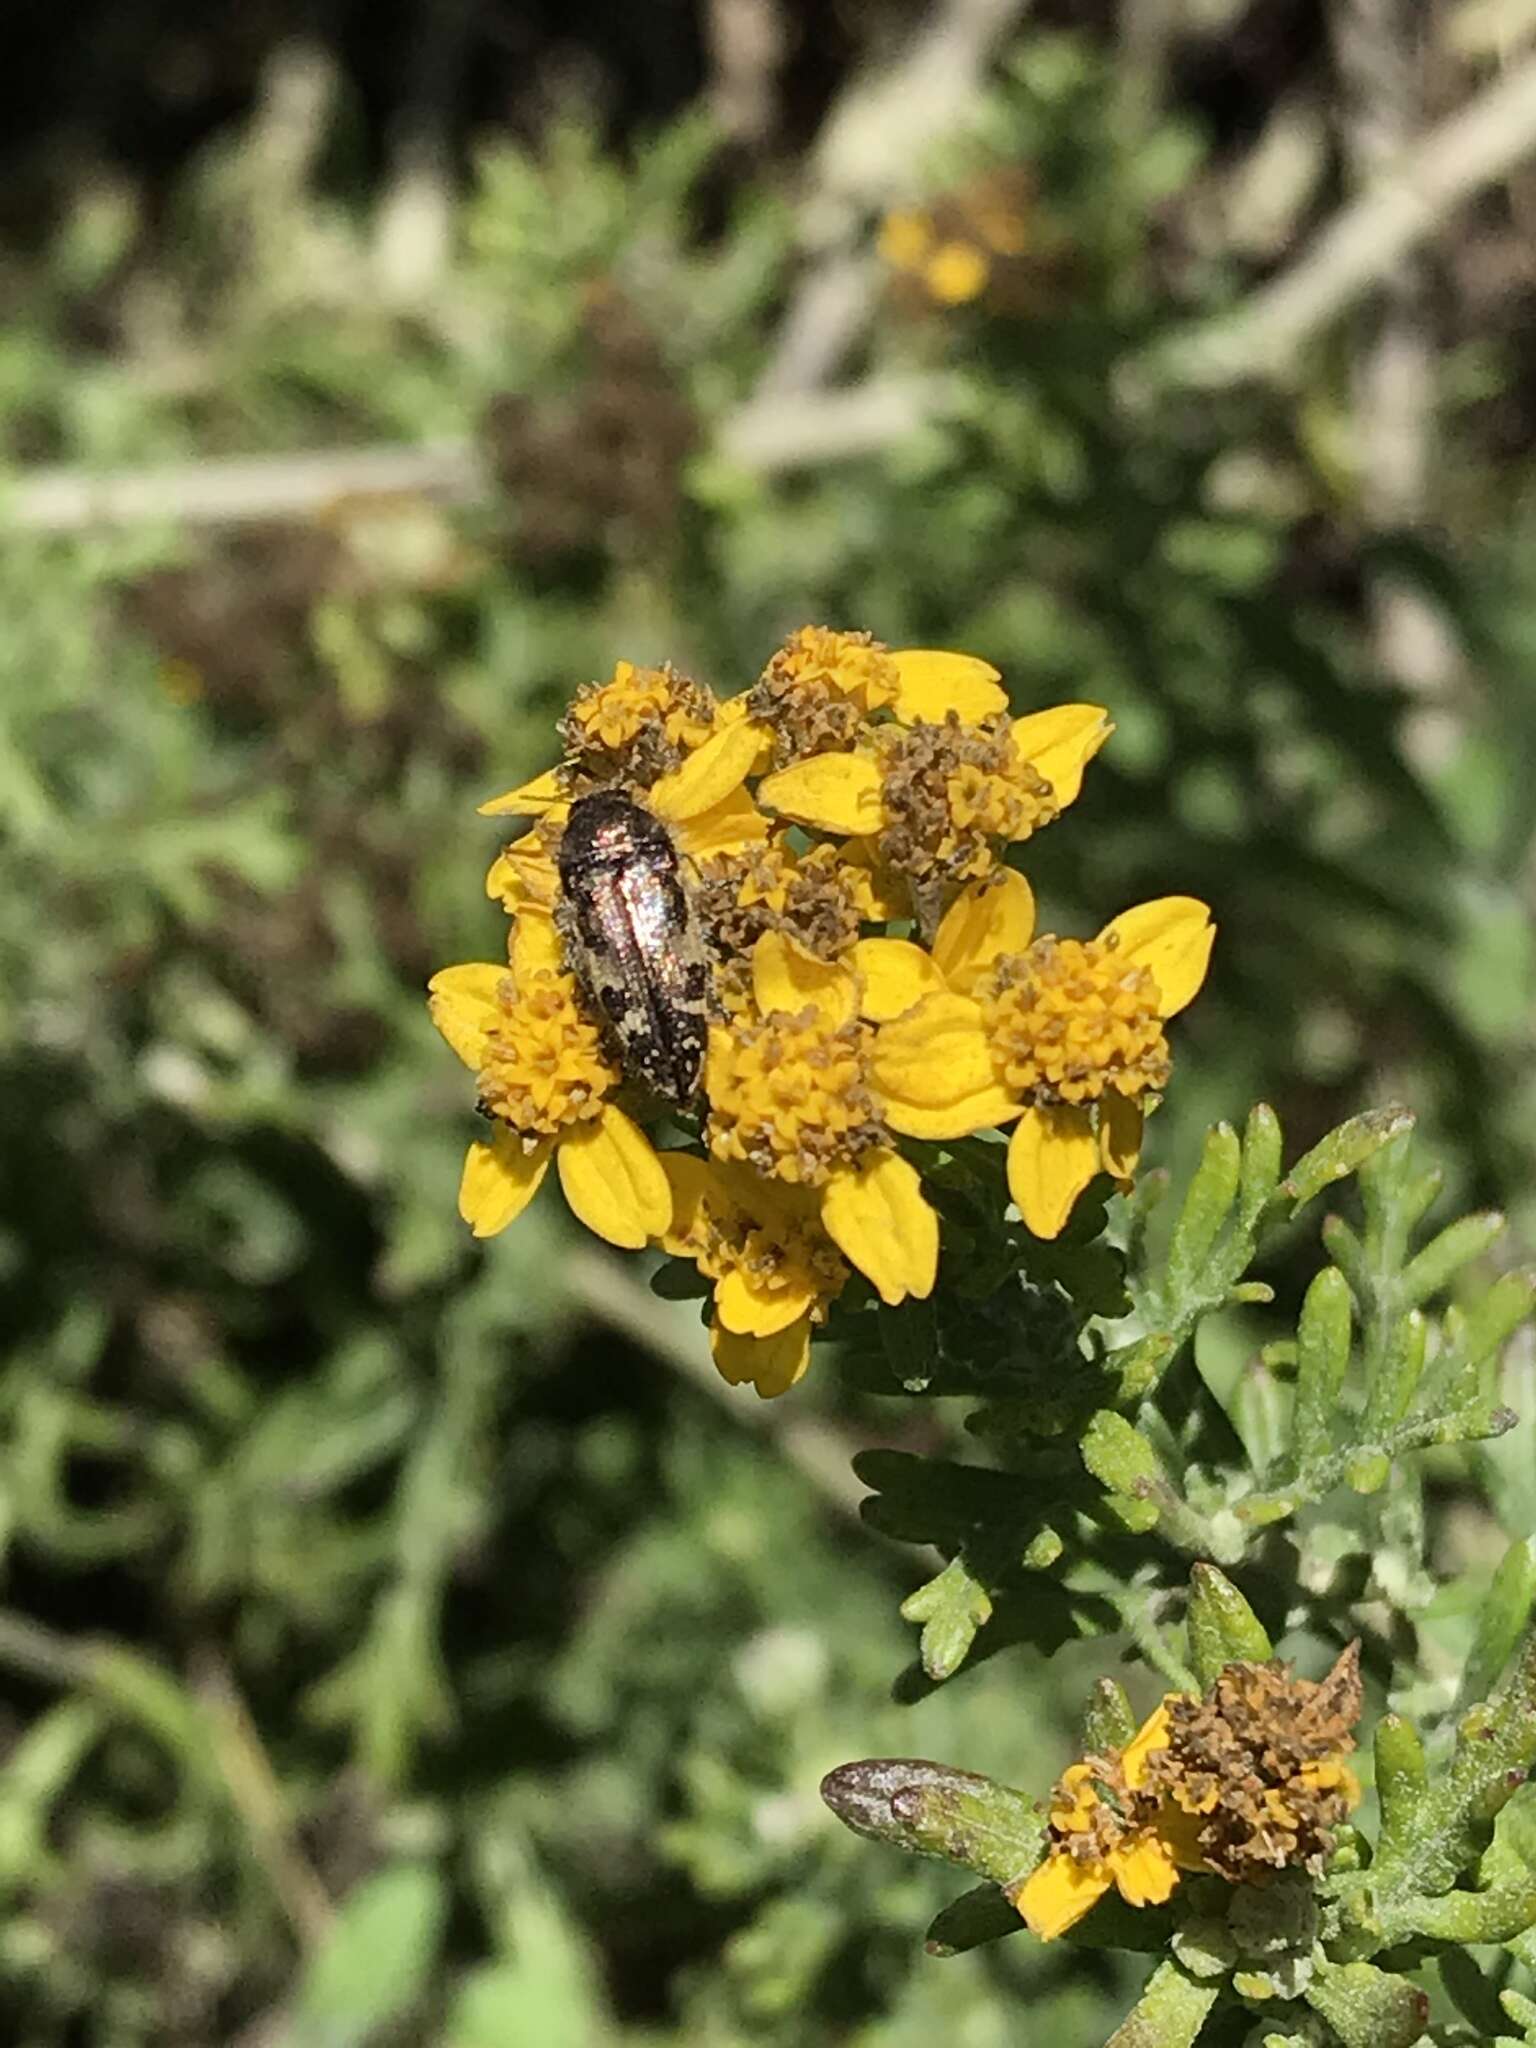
[2,2,1535,2041]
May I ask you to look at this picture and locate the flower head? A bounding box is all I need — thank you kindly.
[872,881,1214,1237]
[1014,1647,1361,1942]
[759,702,1112,925]
[661,1154,848,1397]
[702,933,939,1310]
[427,916,670,1248]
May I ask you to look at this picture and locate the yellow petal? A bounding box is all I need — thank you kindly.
[1110,1835,1182,1909]
[1119,1705,1176,1790]
[932,870,1036,991]
[1011,1852,1114,1942]
[649,717,766,823]
[477,767,566,816]
[819,1152,938,1306]
[758,752,886,836]
[1011,704,1113,809]
[711,1317,813,1398]
[870,994,1015,1137]
[458,1131,553,1237]
[659,1150,719,1256]
[888,648,1007,723]
[1099,1093,1145,1180]
[851,938,948,1022]
[750,930,859,1027]
[1007,1105,1099,1239]
[511,911,564,975]
[674,784,771,861]
[555,1103,670,1249]
[1098,898,1215,1018]
[486,828,561,911]
[715,1264,820,1338]
[427,963,506,1068]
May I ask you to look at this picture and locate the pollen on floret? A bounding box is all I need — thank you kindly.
[557,659,717,790]
[982,936,1171,1107]
[1140,1646,1363,1881]
[475,968,620,1141]
[748,626,900,767]
[877,713,1055,892]
[695,836,866,989]
[705,1007,888,1186]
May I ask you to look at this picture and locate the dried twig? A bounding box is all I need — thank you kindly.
[1123,41,1536,401]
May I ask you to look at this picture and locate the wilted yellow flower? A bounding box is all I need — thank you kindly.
[660,1154,848,1397]
[872,884,1214,1237]
[703,932,939,1308]
[758,703,1111,909]
[746,627,1011,769]
[1013,1703,1211,1940]
[427,916,669,1248]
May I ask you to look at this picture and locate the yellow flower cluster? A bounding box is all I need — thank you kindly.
[1014,1649,1362,1941]
[429,627,1213,1396]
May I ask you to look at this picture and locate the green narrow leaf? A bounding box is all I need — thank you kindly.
[1401,1211,1504,1305]
[1080,1676,1137,1753]
[1462,1537,1536,1708]
[1185,1563,1273,1688]
[1291,1266,1353,1469]
[820,1758,1042,1887]
[1081,1410,1161,1496]
[1165,1123,1242,1300]
[1362,1308,1426,1437]
[1284,1108,1414,1213]
[1237,1102,1283,1228]
[1103,1960,1218,2048]
[1373,1714,1429,1871]
[924,1883,1024,1958]
[1303,1959,1429,2048]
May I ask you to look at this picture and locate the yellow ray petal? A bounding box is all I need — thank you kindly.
[427,963,506,1067]
[758,752,886,836]
[1007,1104,1100,1239]
[711,1317,813,1397]
[870,993,1004,1125]
[1098,897,1215,1018]
[477,767,566,816]
[511,911,564,975]
[751,930,859,1027]
[1110,1835,1181,1909]
[556,1104,671,1249]
[486,828,561,911]
[820,1151,938,1306]
[932,869,1036,990]
[851,938,947,1021]
[1119,1705,1176,1789]
[1011,704,1113,808]
[1099,1092,1145,1179]
[715,1264,820,1338]
[888,648,1007,723]
[674,784,772,860]
[649,717,766,823]
[458,1131,553,1237]
[1011,1852,1114,1942]
[884,1094,1022,1140]
[658,1150,719,1256]
[839,836,909,920]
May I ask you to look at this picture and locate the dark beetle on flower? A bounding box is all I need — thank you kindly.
[555,791,711,1106]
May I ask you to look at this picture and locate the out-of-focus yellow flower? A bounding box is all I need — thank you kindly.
[660,1154,848,1397]
[923,240,990,305]
[1012,1703,1211,1940]
[427,915,669,1248]
[759,703,1110,905]
[703,933,939,1308]
[872,885,1214,1238]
